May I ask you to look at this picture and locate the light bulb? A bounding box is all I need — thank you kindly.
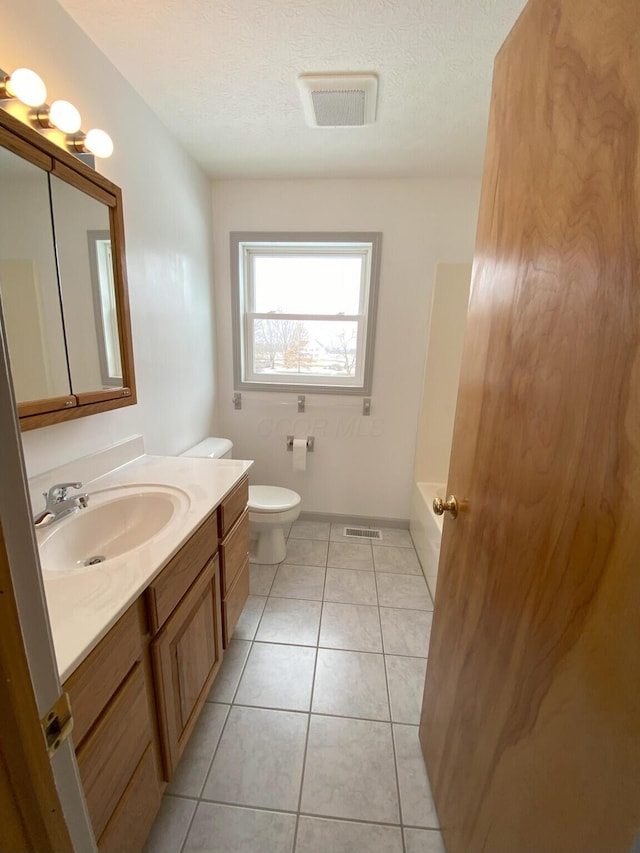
[84,128,113,158]
[48,100,82,133]
[4,68,47,107]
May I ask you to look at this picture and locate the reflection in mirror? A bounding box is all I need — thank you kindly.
[49,175,124,394]
[0,146,70,403]
[88,230,122,386]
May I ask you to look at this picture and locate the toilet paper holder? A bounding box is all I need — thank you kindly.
[286,435,314,452]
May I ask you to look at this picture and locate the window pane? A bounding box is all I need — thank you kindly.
[253,255,362,314]
[252,318,360,377]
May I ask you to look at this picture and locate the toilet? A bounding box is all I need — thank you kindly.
[180,436,301,565]
[248,485,301,564]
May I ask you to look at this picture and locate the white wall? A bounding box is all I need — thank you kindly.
[212,179,480,521]
[1,0,217,478]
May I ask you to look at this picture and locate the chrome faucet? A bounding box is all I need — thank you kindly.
[33,482,90,528]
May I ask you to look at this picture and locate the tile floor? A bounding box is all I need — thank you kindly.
[144,521,444,853]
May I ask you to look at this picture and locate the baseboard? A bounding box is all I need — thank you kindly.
[298,510,410,530]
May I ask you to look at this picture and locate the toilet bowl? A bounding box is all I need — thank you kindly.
[248,485,301,564]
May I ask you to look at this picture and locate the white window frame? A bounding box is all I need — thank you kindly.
[230,232,381,395]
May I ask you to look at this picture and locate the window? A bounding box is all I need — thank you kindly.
[87,230,122,387]
[231,232,381,394]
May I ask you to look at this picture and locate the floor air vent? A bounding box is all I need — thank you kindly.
[343,527,382,540]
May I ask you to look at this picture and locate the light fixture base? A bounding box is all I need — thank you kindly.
[71,151,96,169]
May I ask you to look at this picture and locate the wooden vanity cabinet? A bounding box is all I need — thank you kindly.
[218,477,250,647]
[147,511,223,779]
[63,474,250,848]
[63,599,162,853]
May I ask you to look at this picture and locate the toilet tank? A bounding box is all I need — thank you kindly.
[180,437,233,459]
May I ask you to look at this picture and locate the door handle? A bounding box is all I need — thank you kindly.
[433,495,459,519]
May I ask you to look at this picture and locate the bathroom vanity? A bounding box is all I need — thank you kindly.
[33,444,251,851]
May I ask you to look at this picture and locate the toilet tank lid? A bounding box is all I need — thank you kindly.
[181,437,233,459]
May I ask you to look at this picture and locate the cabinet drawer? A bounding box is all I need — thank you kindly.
[64,601,143,746]
[151,555,223,777]
[220,508,249,595]
[223,557,249,647]
[76,663,152,841]
[147,511,217,633]
[98,744,161,853]
[218,476,248,538]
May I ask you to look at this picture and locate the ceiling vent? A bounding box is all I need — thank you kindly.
[297,73,378,128]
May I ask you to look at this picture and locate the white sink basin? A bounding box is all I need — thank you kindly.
[38,485,190,574]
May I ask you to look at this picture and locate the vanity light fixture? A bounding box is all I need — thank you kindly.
[72,128,114,159]
[0,62,114,164]
[37,99,82,134]
[0,67,47,107]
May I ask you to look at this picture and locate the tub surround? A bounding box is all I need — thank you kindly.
[410,482,444,599]
[32,439,252,681]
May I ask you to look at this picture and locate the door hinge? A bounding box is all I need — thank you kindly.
[41,692,73,758]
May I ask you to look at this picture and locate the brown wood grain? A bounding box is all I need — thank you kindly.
[74,387,132,406]
[420,1,640,851]
[108,189,137,407]
[76,663,151,841]
[51,160,116,207]
[151,556,223,778]
[0,122,51,170]
[146,510,218,633]
[0,520,73,852]
[218,476,249,538]
[223,558,250,648]
[220,508,249,594]
[175,579,218,726]
[64,600,142,746]
[97,744,161,853]
[17,395,76,417]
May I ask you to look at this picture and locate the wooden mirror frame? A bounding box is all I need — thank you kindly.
[0,109,136,431]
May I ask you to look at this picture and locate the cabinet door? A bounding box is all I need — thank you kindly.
[151,555,223,777]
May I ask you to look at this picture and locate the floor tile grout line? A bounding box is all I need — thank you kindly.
[183,793,414,829]
[291,618,321,851]
[372,583,406,850]
[190,640,256,814]
[193,598,268,801]
[166,790,440,833]
[246,635,428,658]
[374,580,405,851]
[177,794,200,853]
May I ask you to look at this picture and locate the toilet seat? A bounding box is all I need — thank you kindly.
[248,485,301,513]
[248,485,302,564]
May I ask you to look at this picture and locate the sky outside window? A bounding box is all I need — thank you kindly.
[253,255,362,314]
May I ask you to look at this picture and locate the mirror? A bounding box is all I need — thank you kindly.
[0,147,70,402]
[0,108,136,429]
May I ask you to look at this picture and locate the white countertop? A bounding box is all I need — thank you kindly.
[40,453,253,682]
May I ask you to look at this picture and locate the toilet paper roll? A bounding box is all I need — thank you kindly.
[292,438,307,471]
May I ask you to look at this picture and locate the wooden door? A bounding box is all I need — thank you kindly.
[419,2,640,852]
[0,519,74,853]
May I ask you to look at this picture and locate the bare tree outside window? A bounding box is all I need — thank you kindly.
[327,328,357,375]
[283,322,314,372]
[253,314,300,369]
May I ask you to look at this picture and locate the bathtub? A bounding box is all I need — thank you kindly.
[410,482,445,599]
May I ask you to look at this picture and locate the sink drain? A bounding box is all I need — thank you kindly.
[83,555,106,566]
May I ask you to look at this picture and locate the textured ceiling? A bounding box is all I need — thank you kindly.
[56,0,528,179]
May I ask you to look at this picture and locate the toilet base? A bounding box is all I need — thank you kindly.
[250,525,287,564]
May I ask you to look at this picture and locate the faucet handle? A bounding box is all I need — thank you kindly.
[46,481,83,502]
